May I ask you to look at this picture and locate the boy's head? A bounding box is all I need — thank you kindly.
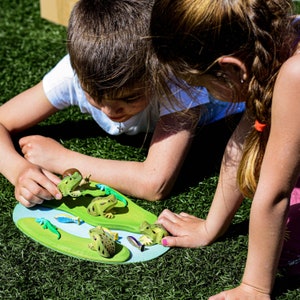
[67,0,156,104]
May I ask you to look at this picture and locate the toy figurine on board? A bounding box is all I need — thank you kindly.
[139,221,169,246]
[35,217,61,239]
[57,168,90,197]
[87,195,118,218]
[88,226,116,258]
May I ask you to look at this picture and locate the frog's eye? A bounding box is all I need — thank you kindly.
[87,207,94,213]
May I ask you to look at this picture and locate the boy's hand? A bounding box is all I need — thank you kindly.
[157,209,212,248]
[14,164,62,207]
[19,135,66,171]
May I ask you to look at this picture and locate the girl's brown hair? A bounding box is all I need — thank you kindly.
[151,0,297,197]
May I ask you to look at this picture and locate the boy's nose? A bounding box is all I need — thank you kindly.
[102,103,124,116]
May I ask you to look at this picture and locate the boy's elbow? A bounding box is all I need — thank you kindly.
[147,191,165,201]
[142,177,173,201]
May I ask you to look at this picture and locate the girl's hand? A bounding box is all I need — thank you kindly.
[157,209,212,248]
[208,284,271,300]
[14,163,62,207]
[19,135,66,171]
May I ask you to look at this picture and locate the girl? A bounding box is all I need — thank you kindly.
[151,0,300,299]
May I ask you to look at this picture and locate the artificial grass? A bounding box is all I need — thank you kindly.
[1,1,300,299]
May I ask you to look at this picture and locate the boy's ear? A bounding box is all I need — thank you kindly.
[217,56,248,82]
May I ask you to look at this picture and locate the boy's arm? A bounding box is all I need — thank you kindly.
[0,82,59,133]
[0,82,61,206]
[20,107,200,201]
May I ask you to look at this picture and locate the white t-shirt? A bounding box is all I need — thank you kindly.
[42,55,242,135]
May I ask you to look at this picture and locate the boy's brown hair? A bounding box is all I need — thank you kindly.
[67,0,156,103]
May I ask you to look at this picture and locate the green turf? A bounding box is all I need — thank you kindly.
[1,1,300,299]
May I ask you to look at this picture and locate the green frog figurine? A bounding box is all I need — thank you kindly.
[57,168,88,197]
[139,221,169,246]
[88,226,115,258]
[87,194,118,218]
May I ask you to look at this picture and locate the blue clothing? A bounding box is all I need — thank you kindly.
[199,94,244,125]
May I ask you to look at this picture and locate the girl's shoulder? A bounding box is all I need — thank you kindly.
[280,53,300,80]
[274,54,300,106]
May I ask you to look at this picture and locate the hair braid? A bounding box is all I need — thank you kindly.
[238,0,294,198]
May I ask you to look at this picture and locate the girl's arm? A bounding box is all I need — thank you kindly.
[157,113,249,247]
[0,81,62,206]
[20,107,199,201]
[212,55,300,299]
[240,55,300,296]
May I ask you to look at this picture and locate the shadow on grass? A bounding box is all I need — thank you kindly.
[220,219,249,241]
[173,113,243,194]
[12,119,153,149]
[272,275,300,299]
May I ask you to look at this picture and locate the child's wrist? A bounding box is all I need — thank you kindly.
[241,281,271,296]
[202,220,224,245]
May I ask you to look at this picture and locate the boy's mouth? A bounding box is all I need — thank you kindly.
[109,116,128,122]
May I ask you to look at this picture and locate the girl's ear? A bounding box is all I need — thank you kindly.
[218,56,248,82]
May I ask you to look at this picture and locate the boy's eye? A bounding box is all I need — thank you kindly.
[124,96,142,103]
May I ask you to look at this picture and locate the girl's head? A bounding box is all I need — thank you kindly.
[151,0,252,74]
[151,0,294,102]
[67,0,157,108]
[151,0,297,197]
